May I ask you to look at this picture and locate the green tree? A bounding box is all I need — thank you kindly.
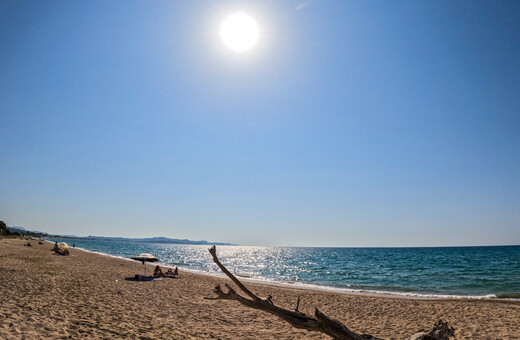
[0,220,10,236]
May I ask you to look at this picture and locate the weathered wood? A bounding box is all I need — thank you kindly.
[209,245,259,301]
[208,246,455,340]
[406,320,455,340]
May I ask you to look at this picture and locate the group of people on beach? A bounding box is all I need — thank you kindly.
[48,241,179,280]
[52,241,69,256]
[153,265,179,278]
[134,265,179,281]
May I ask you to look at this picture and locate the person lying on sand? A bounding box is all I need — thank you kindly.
[134,274,162,281]
[164,267,180,278]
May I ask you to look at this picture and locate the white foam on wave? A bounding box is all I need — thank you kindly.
[152,261,505,300]
[45,240,516,301]
[207,272,499,300]
[44,240,147,264]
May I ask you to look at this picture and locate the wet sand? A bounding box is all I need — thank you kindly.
[1,238,519,339]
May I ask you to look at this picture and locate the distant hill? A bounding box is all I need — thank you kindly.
[79,235,235,246]
[7,226,26,233]
[4,224,235,245]
[7,226,50,236]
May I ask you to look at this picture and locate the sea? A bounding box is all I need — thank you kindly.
[48,238,520,300]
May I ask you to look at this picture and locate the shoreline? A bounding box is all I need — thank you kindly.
[3,238,519,339]
[46,239,517,302]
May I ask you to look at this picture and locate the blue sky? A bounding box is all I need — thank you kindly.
[1,0,519,246]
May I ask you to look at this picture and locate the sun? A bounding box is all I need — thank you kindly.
[220,13,259,52]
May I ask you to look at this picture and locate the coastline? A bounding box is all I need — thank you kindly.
[46,238,519,301]
[2,238,519,339]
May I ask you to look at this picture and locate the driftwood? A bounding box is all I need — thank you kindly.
[208,245,455,340]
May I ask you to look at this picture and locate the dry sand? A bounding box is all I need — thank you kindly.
[1,238,519,339]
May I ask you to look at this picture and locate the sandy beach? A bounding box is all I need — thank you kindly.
[1,238,519,339]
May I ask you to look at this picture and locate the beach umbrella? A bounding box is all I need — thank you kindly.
[131,253,158,275]
[131,253,158,263]
[58,242,69,249]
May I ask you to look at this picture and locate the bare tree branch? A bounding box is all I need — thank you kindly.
[208,246,454,340]
[209,245,259,301]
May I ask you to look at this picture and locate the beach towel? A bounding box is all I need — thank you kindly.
[133,275,162,281]
[163,272,179,278]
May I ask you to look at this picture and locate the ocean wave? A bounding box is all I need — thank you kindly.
[45,239,520,300]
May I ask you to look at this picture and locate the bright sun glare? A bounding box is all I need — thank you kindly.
[220,13,259,52]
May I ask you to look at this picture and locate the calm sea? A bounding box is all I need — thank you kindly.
[49,238,520,299]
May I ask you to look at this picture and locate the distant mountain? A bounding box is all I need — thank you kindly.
[7,226,26,233]
[80,235,235,246]
[4,224,235,245]
[7,226,49,236]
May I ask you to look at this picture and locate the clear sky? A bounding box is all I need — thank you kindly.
[1,0,519,247]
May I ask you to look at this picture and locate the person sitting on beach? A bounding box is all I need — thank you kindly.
[153,265,163,277]
[52,242,58,252]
